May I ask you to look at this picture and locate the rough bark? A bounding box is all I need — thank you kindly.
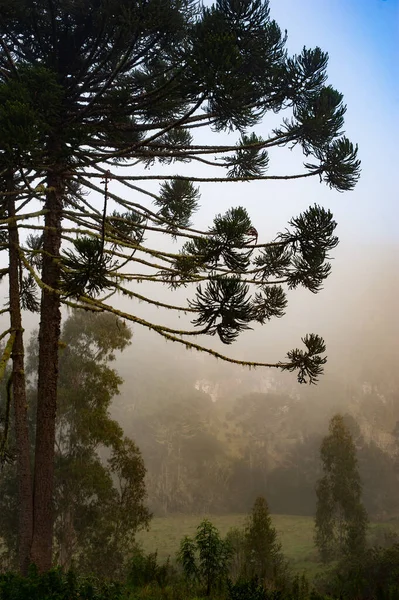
[6,172,33,574]
[30,169,63,572]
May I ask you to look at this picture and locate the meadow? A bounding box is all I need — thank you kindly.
[136,513,399,578]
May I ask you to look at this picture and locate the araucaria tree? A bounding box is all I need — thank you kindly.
[0,0,360,572]
[315,414,368,563]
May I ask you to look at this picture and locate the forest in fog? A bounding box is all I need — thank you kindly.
[112,245,399,519]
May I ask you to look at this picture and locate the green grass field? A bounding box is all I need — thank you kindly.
[136,513,399,578]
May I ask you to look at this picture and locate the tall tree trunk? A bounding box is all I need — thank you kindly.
[6,172,33,574]
[31,169,63,572]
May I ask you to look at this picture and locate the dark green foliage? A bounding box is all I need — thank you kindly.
[280,334,327,385]
[242,497,288,588]
[25,234,44,270]
[251,285,287,324]
[61,237,118,298]
[227,573,316,600]
[180,207,254,277]
[226,133,269,179]
[0,566,122,600]
[155,180,200,231]
[127,546,173,589]
[177,519,232,595]
[0,65,63,166]
[210,207,254,271]
[107,211,146,247]
[177,536,199,583]
[255,205,338,293]
[281,85,346,155]
[315,415,368,563]
[227,578,268,600]
[19,274,40,313]
[318,544,399,600]
[0,311,150,577]
[305,137,361,192]
[191,276,253,344]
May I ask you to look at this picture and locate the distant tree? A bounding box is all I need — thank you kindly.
[343,414,397,520]
[226,392,297,504]
[178,519,232,596]
[267,433,322,516]
[225,527,247,582]
[315,414,368,563]
[243,496,288,587]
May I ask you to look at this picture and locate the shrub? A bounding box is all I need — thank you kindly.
[227,578,268,600]
[227,575,321,600]
[317,543,399,600]
[0,566,122,600]
[127,545,174,589]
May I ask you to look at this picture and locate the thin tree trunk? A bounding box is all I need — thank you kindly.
[31,169,63,572]
[59,504,75,571]
[6,172,33,574]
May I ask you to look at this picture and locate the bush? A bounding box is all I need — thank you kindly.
[227,578,268,600]
[127,545,175,589]
[316,543,399,600]
[227,575,325,600]
[0,566,122,600]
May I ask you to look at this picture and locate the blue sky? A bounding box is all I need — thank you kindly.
[197,0,399,246]
[270,0,398,243]
[271,0,399,244]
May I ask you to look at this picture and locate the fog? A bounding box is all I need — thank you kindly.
[8,235,397,518]
[83,240,397,518]
[113,240,398,391]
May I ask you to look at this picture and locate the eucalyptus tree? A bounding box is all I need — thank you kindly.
[0,0,360,571]
[315,415,368,563]
[0,310,150,577]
